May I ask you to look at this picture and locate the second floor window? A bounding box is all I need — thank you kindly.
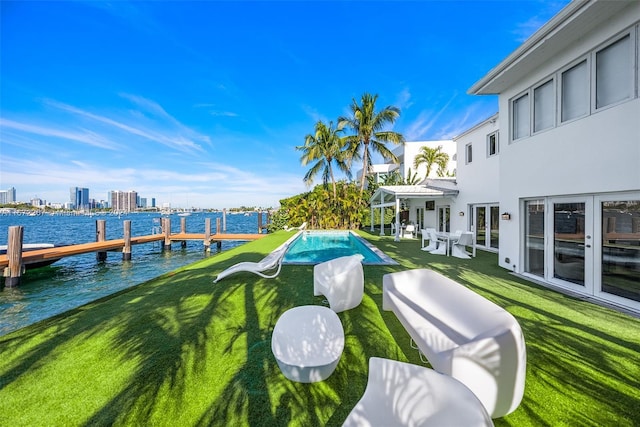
[466,143,473,164]
[596,34,631,109]
[561,60,588,122]
[487,132,499,157]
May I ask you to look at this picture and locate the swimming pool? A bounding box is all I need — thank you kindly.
[282,230,396,265]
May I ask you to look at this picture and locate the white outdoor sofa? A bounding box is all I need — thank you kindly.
[314,254,364,313]
[382,269,526,419]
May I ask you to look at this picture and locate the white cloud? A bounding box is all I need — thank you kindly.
[44,97,210,154]
[0,155,304,209]
[395,88,413,112]
[0,118,121,150]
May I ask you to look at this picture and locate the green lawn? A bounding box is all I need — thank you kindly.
[1,229,639,426]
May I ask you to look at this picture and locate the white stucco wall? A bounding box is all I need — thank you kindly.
[453,117,501,229]
[494,4,640,271]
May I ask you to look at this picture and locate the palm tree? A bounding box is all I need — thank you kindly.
[296,120,351,199]
[413,145,450,180]
[339,93,405,195]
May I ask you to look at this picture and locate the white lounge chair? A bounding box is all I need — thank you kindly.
[421,228,437,251]
[213,245,288,283]
[451,231,474,259]
[313,254,364,313]
[343,357,494,427]
[284,222,307,231]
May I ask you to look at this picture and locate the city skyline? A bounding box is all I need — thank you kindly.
[1,1,570,208]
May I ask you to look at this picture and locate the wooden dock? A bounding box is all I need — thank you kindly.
[1,216,268,287]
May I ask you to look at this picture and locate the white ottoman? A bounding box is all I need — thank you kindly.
[271,305,345,383]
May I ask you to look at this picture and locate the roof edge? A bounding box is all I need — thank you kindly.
[468,0,593,95]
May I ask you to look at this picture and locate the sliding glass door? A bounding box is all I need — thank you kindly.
[523,194,640,309]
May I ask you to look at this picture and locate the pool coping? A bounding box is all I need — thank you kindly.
[279,230,398,265]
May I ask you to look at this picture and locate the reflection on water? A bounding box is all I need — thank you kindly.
[0,212,264,336]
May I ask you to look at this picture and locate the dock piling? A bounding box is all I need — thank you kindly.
[258,210,262,233]
[180,217,187,248]
[204,218,211,252]
[4,226,24,288]
[123,220,132,260]
[163,217,172,251]
[96,220,107,261]
[223,209,227,232]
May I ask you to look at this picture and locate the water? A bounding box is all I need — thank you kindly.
[283,230,395,265]
[0,211,265,336]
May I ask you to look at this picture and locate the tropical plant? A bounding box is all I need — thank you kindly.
[413,145,450,180]
[278,182,368,230]
[296,120,351,200]
[339,93,405,195]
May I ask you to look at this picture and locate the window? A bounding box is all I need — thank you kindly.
[534,80,554,132]
[596,35,631,109]
[465,143,472,164]
[561,60,588,122]
[487,131,499,157]
[512,93,530,140]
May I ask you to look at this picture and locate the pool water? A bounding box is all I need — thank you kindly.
[283,231,396,265]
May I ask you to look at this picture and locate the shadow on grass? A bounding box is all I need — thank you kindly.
[1,229,639,426]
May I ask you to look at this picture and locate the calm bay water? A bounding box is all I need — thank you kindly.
[0,211,265,336]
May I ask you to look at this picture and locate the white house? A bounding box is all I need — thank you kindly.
[359,140,456,185]
[370,0,640,313]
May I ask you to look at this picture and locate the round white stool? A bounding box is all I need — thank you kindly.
[271,305,344,383]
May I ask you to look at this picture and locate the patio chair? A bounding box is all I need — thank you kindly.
[314,254,364,313]
[451,232,474,259]
[404,224,416,238]
[343,357,494,427]
[213,244,288,283]
[428,229,447,255]
[421,228,437,251]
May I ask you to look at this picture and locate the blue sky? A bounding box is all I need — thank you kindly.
[0,0,570,209]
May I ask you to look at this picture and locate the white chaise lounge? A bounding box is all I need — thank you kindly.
[283,221,307,231]
[383,269,526,419]
[343,357,493,427]
[313,254,364,313]
[213,244,288,283]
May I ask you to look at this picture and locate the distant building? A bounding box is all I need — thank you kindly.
[70,187,90,210]
[0,187,16,204]
[151,198,156,208]
[139,197,147,208]
[110,190,138,212]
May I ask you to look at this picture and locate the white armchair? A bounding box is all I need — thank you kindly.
[342,357,493,427]
[428,229,447,255]
[314,254,364,313]
[451,231,474,259]
[421,228,437,251]
[404,224,416,238]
